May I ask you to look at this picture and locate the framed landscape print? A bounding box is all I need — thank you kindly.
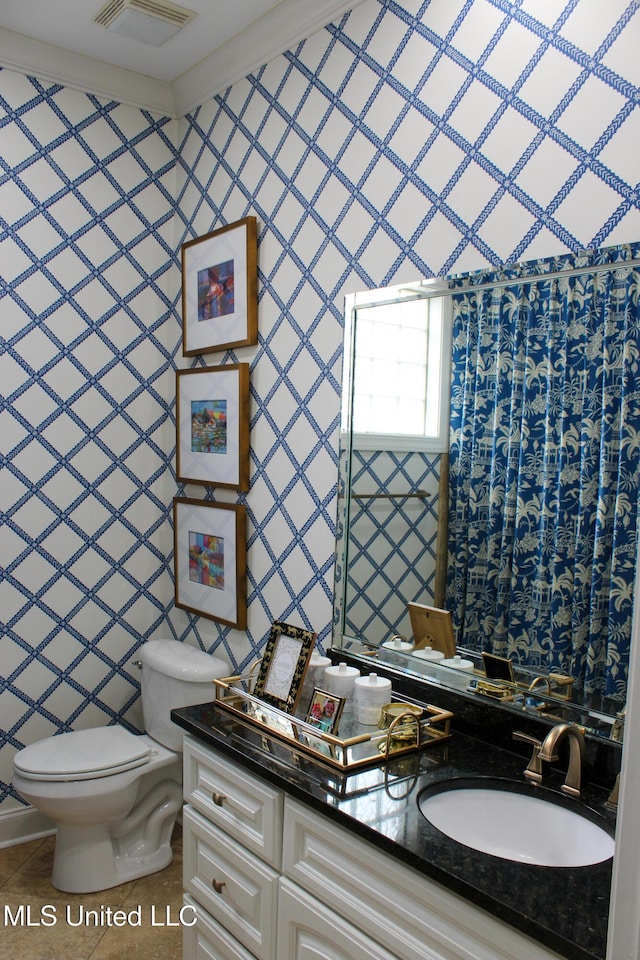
[173,497,247,628]
[176,363,250,490]
[181,216,258,356]
[252,621,316,713]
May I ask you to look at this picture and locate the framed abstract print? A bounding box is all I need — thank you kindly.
[181,216,258,356]
[173,497,247,628]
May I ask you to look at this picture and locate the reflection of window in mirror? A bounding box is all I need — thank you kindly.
[345,284,451,453]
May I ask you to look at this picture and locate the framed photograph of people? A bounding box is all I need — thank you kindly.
[173,497,247,628]
[181,216,258,356]
[252,621,316,713]
[305,689,345,735]
[176,363,250,490]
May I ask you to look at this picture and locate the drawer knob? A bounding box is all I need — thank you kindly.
[212,792,227,806]
[212,879,226,895]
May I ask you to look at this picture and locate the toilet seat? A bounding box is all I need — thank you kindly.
[14,727,152,782]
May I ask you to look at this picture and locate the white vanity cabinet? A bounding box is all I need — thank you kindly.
[182,735,281,960]
[181,734,563,960]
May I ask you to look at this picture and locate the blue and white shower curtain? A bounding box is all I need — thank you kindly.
[447,243,640,699]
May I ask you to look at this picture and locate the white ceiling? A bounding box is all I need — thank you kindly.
[0,0,361,116]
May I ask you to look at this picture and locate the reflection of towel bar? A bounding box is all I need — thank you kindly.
[352,490,430,500]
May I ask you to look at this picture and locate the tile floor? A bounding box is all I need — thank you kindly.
[0,825,183,959]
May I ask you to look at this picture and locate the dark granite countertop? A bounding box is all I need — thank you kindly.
[172,701,615,960]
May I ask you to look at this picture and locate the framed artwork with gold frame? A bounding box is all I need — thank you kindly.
[173,497,247,629]
[176,363,250,490]
[252,621,316,713]
[181,216,258,356]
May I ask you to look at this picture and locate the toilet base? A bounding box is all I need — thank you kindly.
[50,774,183,893]
[51,822,175,893]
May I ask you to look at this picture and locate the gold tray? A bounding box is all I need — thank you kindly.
[212,676,453,771]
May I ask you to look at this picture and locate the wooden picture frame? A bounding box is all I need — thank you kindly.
[407,602,456,658]
[173,497,246,628]
[253,621,316,713]
[181,216,258,356]
[176,363,250,490]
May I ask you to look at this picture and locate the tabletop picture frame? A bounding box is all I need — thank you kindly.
[181,216,258,356]
[305,688,345,735]
[407,602,456,658]
[176,363,250,490]
[173,497,247,628]
[252,621,316,713]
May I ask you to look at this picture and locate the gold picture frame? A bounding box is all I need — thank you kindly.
[305,688,345,735]
[181,216,258,356]
[173,497,247,628]
[253,621,316,713]
[176,363,250,491]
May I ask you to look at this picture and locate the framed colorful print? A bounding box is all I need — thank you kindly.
[181,216,258,357]
[253,621,316,713]
[176,363,250,491]
[173,497,247,628]
[305,688,345,735]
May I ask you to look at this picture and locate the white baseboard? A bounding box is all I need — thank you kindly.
[0,805,55,848]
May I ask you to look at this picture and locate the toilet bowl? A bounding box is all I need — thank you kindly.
[12,639,228,893]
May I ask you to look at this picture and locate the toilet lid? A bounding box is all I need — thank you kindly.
[14,728,152,782]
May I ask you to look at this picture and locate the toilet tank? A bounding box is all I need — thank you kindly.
[140,640,228,751]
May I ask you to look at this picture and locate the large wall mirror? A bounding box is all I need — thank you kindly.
[333,243,640,741]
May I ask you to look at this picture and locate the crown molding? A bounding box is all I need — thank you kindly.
[0,27,175,116]
[0,0,363,119]
[172,0,363,116]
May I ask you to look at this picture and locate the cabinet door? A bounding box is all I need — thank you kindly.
[182,894,257,960]
[184,735,283,868]
[283,798,563,960]
[183,805,278,960]
[278,878,399,960]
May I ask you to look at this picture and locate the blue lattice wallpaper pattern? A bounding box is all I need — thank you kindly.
[1,0,639,824]
[0,79,180,814]
[342,450,441,645]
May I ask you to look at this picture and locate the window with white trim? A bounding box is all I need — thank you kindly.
[344,283,451,452]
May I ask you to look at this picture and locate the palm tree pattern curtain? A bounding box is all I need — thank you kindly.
[447,244,640,699]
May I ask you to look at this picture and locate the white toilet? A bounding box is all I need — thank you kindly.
[12,639,227,894]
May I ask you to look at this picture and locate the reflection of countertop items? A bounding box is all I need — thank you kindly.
[410,647,445,676]
[435,655,474,690]
[380,636,414,664]
[173,702,615,960]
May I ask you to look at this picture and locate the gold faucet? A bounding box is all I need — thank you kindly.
[538,723,586,798]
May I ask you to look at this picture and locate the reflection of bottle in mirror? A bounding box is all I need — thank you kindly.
[380,635,414,665]
[435,655,474,691]
[410,647,445,677]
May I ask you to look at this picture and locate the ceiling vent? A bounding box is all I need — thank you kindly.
[93,0,197,47]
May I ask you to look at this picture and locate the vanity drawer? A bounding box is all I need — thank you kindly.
[182,894,257,960]
[183,804,279,960]
[282,798,563,960]
[183,734,283,868]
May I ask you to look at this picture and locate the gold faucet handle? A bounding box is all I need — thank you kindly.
[513,730,543,782]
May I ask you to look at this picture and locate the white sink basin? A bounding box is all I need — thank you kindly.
[418,782,615,867]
